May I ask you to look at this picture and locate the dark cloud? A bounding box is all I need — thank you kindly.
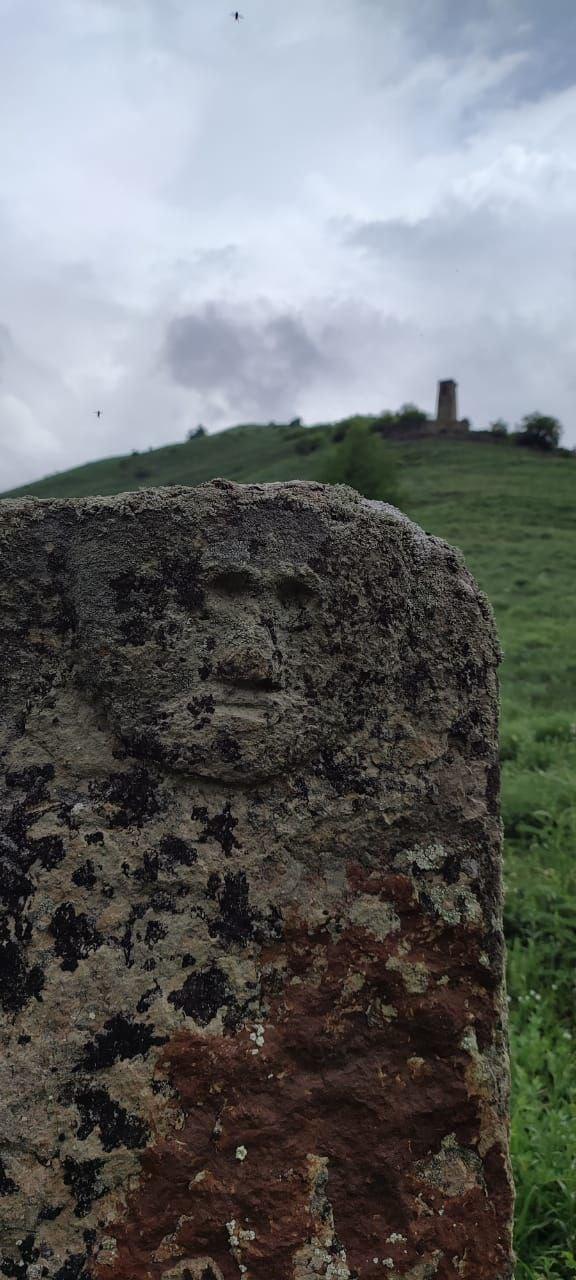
[365,0,576,103]
[163,304,330,421]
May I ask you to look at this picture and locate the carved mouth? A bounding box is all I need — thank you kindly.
[213,696,280,725]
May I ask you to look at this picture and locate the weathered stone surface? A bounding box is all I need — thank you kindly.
[0,480,514,1279]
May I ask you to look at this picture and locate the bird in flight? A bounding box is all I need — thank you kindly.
[95,409,102,418]
[231,10,244,20]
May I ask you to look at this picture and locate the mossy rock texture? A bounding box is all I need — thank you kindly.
[0,481,513,1279]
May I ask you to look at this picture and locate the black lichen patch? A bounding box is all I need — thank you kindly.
[191,802,240,857]
[186,694,215,729]
[0,831,66,907]
[132,837,197,888]
[84,831,104,846]
[0,853,32,916]
[418,889,439,919]
[93,767,166,830]
[0,1236,40,1279]
[159,550,205,613]
[76,1012,167,1072]
[4,763,55,800]
[206,872,221,899]
[0,1259,24,1278]
[38,1203,63,1220]
[149,888,178,915]
[215,732,242,763]
[108,567,169,620]
[168,962,233,1026]
[3,804,39,857]
[17,1237,37,1267]
[117,727,170,769]
[50,904,103,973]
[136,986,159,1013]
[63,1156,106,1218]
[158,833,198,870]
[72,861,97,890]
[119,902,147,967]
[145,920,167,948]
[117,612,151,646]
[0,1158,17,1196]
[317,749,377,798]
[75,1086,150,1152]
[441,853,461,885]
[133,851,160,885]
[28,834,66,871]
[209,870,258,948]
[0,939,45,1012]
[53,1254,89,1280]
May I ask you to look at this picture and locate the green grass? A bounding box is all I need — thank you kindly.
[2,426,576,1276]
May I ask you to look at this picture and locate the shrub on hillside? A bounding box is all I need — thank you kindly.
[332,415,377,443]
[515,413,562,451]
[187,425,207,441]
[294,435,322,455]
[322,420,402,504]
[372,411,397,435]
[396,403,429,429]
[490,419,509,437]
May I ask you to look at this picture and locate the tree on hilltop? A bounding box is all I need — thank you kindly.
[396,403,428,429]
[515,413,562,452]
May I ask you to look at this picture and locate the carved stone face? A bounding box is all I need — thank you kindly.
[68,502,368,782]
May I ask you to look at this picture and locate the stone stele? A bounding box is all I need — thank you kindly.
[0,481,514,1280]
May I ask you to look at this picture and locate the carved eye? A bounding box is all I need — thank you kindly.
[210,569,255,596]
[277,577,317,606]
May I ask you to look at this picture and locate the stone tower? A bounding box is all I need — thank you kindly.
[436,378,458,424]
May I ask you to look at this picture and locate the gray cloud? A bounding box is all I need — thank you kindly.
[163,304,329,421]
[362,0,576,103]
[1,0,576,493]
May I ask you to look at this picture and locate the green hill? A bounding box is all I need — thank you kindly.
[2,426,576,1277]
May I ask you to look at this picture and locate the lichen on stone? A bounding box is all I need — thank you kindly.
[0,481,513,1278]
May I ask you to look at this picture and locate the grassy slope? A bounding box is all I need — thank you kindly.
[3,429,576,1278]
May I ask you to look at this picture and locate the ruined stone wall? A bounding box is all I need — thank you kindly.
[376,424,470,442]
[0,481,514,1280]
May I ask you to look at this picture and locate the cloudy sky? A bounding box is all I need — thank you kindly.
[1,0,576,490]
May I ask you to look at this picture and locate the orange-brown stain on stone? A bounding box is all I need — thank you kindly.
[91,871,513,1280]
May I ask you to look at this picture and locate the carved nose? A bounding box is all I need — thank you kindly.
[215,641,282,691]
